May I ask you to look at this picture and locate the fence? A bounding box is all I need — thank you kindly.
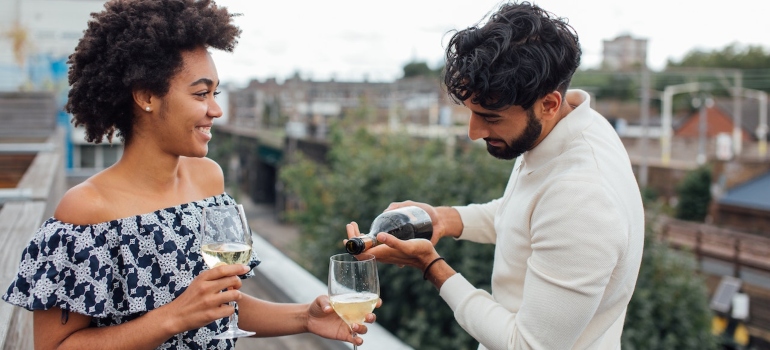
[0,129,66,350]
[660,218,770,340]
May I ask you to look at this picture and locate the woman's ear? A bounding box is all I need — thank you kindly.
[132,89,154,113]
[540,91,563,121]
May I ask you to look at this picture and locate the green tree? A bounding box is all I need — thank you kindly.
[622,221,718,350]
[675,166,712,222]
[574,71,639,101]
[403,61,441,79]
[668,43,770,71]
[666,43,770,92]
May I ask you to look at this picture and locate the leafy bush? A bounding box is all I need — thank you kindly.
[622,220,718,350]
[675,166,712,222]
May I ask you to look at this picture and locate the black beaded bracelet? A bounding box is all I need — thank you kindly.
[423,257,445,280]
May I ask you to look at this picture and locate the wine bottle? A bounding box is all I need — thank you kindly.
[345,206,433,255]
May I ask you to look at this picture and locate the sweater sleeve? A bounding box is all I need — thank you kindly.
[453,198,501,244]
[441,179,628,350]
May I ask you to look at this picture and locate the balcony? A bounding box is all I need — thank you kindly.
[0,92,409,349]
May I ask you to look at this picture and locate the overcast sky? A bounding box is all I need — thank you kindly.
[209,0,768,87]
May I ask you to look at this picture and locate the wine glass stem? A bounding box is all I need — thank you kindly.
[229,301,239,329]
[352,329,358,350]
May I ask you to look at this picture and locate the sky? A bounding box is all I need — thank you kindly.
[210,0,769,88]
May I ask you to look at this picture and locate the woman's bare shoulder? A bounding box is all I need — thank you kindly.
[181,156,225,195]
[54,180,113,225]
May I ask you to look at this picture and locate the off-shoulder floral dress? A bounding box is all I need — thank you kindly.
[2,193,260,350]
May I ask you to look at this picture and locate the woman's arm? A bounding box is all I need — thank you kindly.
[34,264,248,350]
[236,294,375,346]
[34,306,174,350]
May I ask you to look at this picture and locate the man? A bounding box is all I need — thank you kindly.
[345,2,644,349]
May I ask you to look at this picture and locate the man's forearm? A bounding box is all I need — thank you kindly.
[436,206,464,239]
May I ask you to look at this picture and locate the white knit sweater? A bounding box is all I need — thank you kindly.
[441,90,645,350]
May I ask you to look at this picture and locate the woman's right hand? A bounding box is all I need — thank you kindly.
[160,263,249,334]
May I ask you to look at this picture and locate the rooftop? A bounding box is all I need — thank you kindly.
[719,170,770,211]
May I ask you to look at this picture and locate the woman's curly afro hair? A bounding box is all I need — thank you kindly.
[65,0,241,144]
[443,1,581,111]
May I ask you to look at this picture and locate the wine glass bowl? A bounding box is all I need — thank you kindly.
[328,253,379,349]
[200,204,256,339]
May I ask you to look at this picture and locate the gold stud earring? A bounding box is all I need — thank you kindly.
[145,106,151,112]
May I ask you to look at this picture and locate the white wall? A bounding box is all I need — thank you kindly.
[0,0,107,91]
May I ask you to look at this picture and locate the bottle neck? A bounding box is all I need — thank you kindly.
[345,236,376,255]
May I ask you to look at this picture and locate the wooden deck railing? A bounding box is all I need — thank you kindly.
[660,218,770,339]
[0,129,66,350]
[660,218,770,275]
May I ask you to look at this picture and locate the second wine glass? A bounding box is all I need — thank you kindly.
[328,253,380,350]
[200,204,256,339]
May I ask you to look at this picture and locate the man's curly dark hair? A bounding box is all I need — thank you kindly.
[65,0,241,144]
[443,1,581,111]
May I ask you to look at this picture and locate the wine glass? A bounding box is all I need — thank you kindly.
[328,253,380,350]
[200,204,256,339]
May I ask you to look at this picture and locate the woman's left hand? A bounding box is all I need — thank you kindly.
[306,294,381,346]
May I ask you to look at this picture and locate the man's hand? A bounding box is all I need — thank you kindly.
[345,222,439,269]
[384,200,447,245]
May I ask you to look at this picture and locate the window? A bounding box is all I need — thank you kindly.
[73,144,122,171]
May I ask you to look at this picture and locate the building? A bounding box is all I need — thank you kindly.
[672,96,769,163]
[0,0,106,91]
[675,97,767,142]
[602,34,648,70]
[228,74,468,139]
[0,0,113,179]
[713,169,770,236]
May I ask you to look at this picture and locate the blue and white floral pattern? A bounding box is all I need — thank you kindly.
[2,193,260,350]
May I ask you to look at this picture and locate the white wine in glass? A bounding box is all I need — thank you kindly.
[328,253,379,350]
[200,204,256,339]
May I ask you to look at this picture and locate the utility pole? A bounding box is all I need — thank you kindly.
[694,95,713,165]
[732,71,743,157]
[738,88,768,159]
[758,92,768,158]
[638,68,651,187]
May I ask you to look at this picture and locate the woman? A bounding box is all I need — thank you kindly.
[2,0,375,349]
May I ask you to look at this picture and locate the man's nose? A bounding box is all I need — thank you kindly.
[467,113,488,141]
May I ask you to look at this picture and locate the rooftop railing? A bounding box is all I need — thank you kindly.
[0,128,66,350]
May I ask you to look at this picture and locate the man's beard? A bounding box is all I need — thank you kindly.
[485,108,542,160]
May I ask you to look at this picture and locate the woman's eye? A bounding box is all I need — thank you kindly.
[195,90,220,98]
